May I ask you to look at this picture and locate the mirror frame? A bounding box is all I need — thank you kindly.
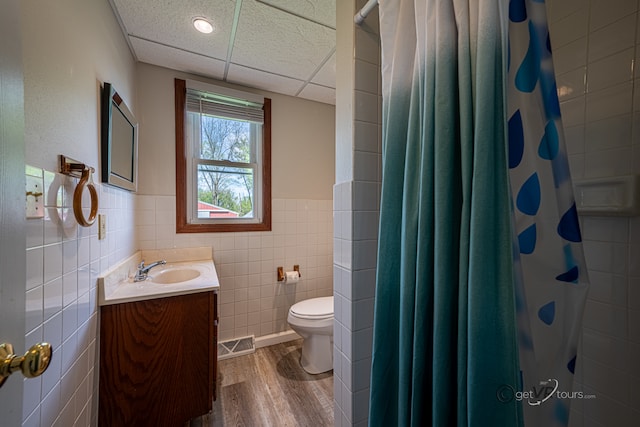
[101,82,138,192]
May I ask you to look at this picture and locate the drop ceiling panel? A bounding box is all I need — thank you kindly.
[109,0,337,105]
[131,37,226,80]
[311,52,336,88]
[227,64,303,96]
[232,0,335,81]
[112,0,236,60]
[298,83,336,105]
[257,0,336,28]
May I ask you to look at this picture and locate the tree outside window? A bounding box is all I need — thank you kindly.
[195,115,254,218]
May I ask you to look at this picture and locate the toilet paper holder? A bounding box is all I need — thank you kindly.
[277,265,301,282]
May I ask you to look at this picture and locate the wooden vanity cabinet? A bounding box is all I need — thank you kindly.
[99,290,218,427]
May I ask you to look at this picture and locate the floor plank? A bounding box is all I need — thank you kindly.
[190,339,334,427]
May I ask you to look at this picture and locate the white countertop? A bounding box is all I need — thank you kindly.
[98,247,220,306]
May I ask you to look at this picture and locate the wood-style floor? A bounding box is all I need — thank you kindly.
[189,339,334,427]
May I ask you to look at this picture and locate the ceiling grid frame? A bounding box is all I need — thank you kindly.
[109,0,336,105]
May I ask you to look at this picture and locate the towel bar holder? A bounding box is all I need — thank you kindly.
[59,155,99,227]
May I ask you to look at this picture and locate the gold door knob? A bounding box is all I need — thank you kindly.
[0,342,52,388]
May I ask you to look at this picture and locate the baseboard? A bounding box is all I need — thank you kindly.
[255,330,301,349]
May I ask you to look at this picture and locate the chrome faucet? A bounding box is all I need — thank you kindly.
[134,259,166,282]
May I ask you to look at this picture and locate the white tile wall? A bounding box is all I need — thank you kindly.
[134,196,333,342]
[334,0,381,424]
[548,1,640,425]
[23,166,135,427]
[554,38,588,76]
[549,8,588,46]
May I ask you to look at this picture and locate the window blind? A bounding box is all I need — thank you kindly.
[186,88,264,123]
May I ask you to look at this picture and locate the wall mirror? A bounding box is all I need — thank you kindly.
[101,82,138,192]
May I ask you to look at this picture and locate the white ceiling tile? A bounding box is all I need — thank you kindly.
[231,0,335,81]
[131,37,226,80]
[110,1,338,105]
[257,0,336,28]
[227,64,303,96]
[311,52,336,88]
[112,0,236,60]
[298,83,336,105]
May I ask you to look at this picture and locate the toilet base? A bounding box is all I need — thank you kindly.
[299,333,333,374]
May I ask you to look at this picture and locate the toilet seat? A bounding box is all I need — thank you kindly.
[289,296,333,320]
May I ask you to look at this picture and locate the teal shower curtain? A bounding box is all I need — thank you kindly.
[370,0,521,425]
[370,0,589,426]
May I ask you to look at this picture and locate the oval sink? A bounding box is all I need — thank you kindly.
[151,268,201,284]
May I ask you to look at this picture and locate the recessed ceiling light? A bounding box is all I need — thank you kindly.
[193,17,214,34]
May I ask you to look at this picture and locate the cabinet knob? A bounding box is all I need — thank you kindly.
[0,342,52,388]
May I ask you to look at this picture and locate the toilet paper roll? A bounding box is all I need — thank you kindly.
[284,271,300,284]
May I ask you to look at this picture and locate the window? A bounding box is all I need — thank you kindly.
[175,79,271,232]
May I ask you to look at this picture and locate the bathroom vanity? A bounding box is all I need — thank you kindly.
[97,248,219,426]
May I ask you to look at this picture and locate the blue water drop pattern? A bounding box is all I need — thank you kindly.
[509,110,524,168]
[540,70,562,119]
[518,223,537,254]
[554,400,569,425]
[567,355,577,374]
[551,150,571,189]
[538,120,559,160]
[519,332,534,351]
[538,301,555,325]
[562,244,579,284]
[515,21,541,93]
[517,173,541,215]
[555,266,579,283]
[507,1,589,425]
[509,0,527,23]
[558,204,582,243]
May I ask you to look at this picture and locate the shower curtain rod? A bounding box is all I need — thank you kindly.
[354,0,378,25]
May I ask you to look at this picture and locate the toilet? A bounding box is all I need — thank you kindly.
[287,296,334,374]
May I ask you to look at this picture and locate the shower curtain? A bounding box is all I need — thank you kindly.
[370,0,588,426]
[508,0,589,426]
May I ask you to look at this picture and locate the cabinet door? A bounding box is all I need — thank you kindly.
[213,290,218,401]
[99,291,214,427]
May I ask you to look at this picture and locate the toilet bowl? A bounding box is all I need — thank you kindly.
[287,296,334,374]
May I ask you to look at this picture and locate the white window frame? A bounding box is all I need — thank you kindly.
[185,114,263,225]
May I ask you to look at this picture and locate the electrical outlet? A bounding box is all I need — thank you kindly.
[98,214,106,240]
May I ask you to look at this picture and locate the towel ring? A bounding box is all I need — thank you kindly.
[73,167,98,227]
